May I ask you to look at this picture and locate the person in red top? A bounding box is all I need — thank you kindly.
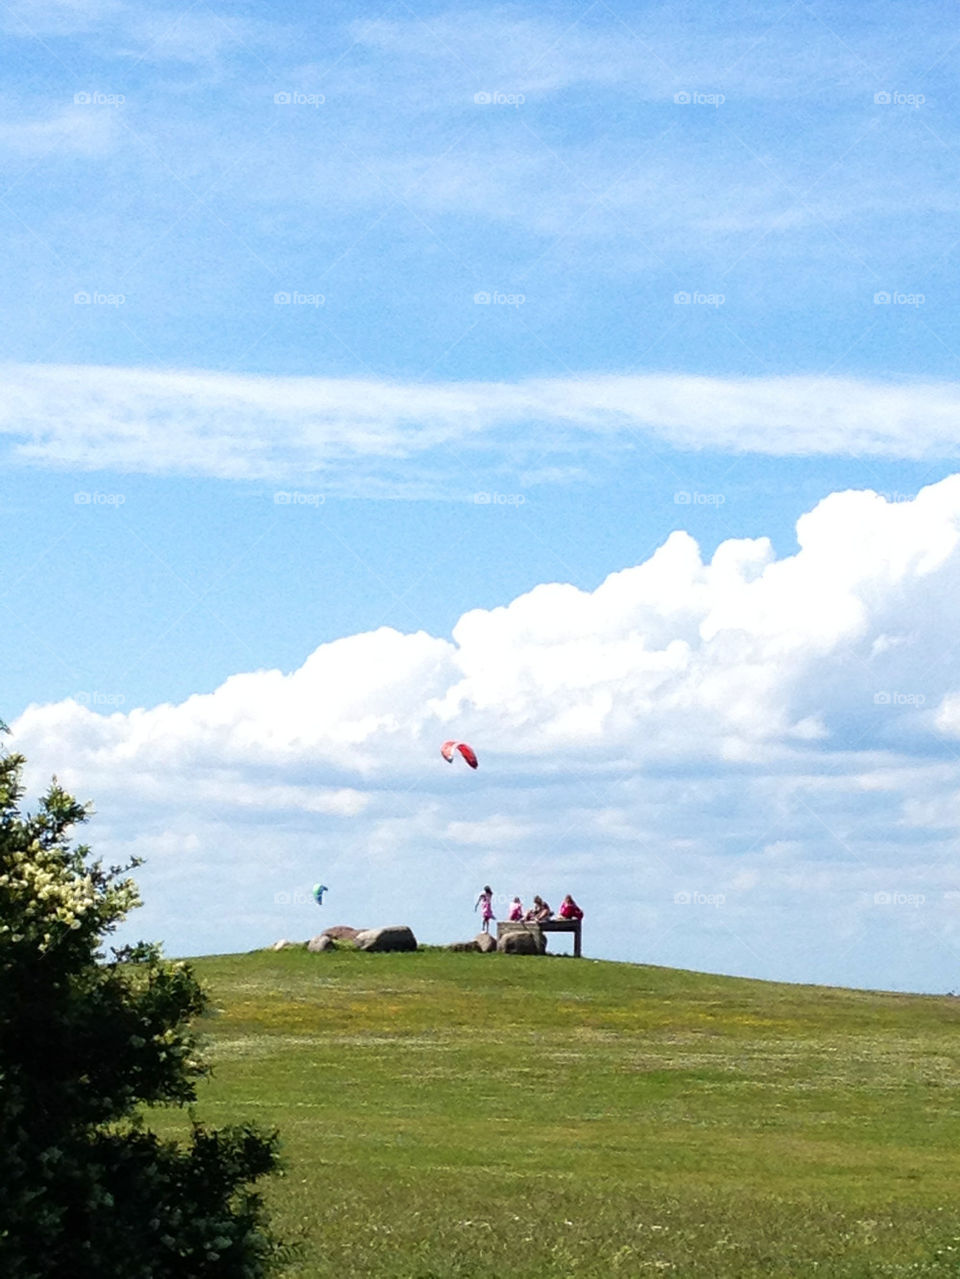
[557,894,583,921]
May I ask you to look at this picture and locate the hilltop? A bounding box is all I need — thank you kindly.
[151,948,960,1277]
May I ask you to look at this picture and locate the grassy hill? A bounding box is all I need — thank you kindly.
[153,947,960,1277]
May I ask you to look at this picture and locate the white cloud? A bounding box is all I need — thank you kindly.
[3,364,960,495]
[0,107,116,156]
[935,693,960,738]
[1,0,123,37]
[3,5,955,263]
[345,9,943,104]
[2,1,271,62]
[11,476,960,990]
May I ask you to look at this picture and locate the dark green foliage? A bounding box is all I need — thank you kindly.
[0,747,287,1278]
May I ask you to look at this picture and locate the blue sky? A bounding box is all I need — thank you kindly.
[4,1,960,992]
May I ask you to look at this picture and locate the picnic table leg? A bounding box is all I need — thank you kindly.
[574,923,581,958]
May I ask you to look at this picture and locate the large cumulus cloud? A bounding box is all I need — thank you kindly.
[11,477,960,990]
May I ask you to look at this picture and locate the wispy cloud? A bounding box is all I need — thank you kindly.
[2,364,960,494]
[1,0,123,38]
[345,8,945,103]
[2,0,274,62]
[0,106,117,155]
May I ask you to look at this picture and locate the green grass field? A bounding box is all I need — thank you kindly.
[154,947,960,1277]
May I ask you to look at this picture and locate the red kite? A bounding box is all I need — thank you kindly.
[441,739,478,769]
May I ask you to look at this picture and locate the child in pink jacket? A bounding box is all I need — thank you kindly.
[558,894,583,921]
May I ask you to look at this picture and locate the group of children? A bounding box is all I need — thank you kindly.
[474,886,584,934]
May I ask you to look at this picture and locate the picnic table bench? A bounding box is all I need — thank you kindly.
[497,918,582,958]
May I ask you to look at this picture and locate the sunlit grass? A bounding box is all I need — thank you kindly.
[150,948,960,1276]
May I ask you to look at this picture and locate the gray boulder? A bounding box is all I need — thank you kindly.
[307,933,336,953]
[474,932,497,953]
[447,939,479,952]
[497,926,545,955]
[354,925,418,953]
[269,939,302,951]
[322,925,360,941]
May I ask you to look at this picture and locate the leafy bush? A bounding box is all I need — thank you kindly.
[0,744,288,1278]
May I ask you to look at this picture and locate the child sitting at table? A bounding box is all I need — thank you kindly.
[557,894,583,921]
[525,895,551,922]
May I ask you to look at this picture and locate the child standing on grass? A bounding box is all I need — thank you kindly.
[475,885,495,933]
